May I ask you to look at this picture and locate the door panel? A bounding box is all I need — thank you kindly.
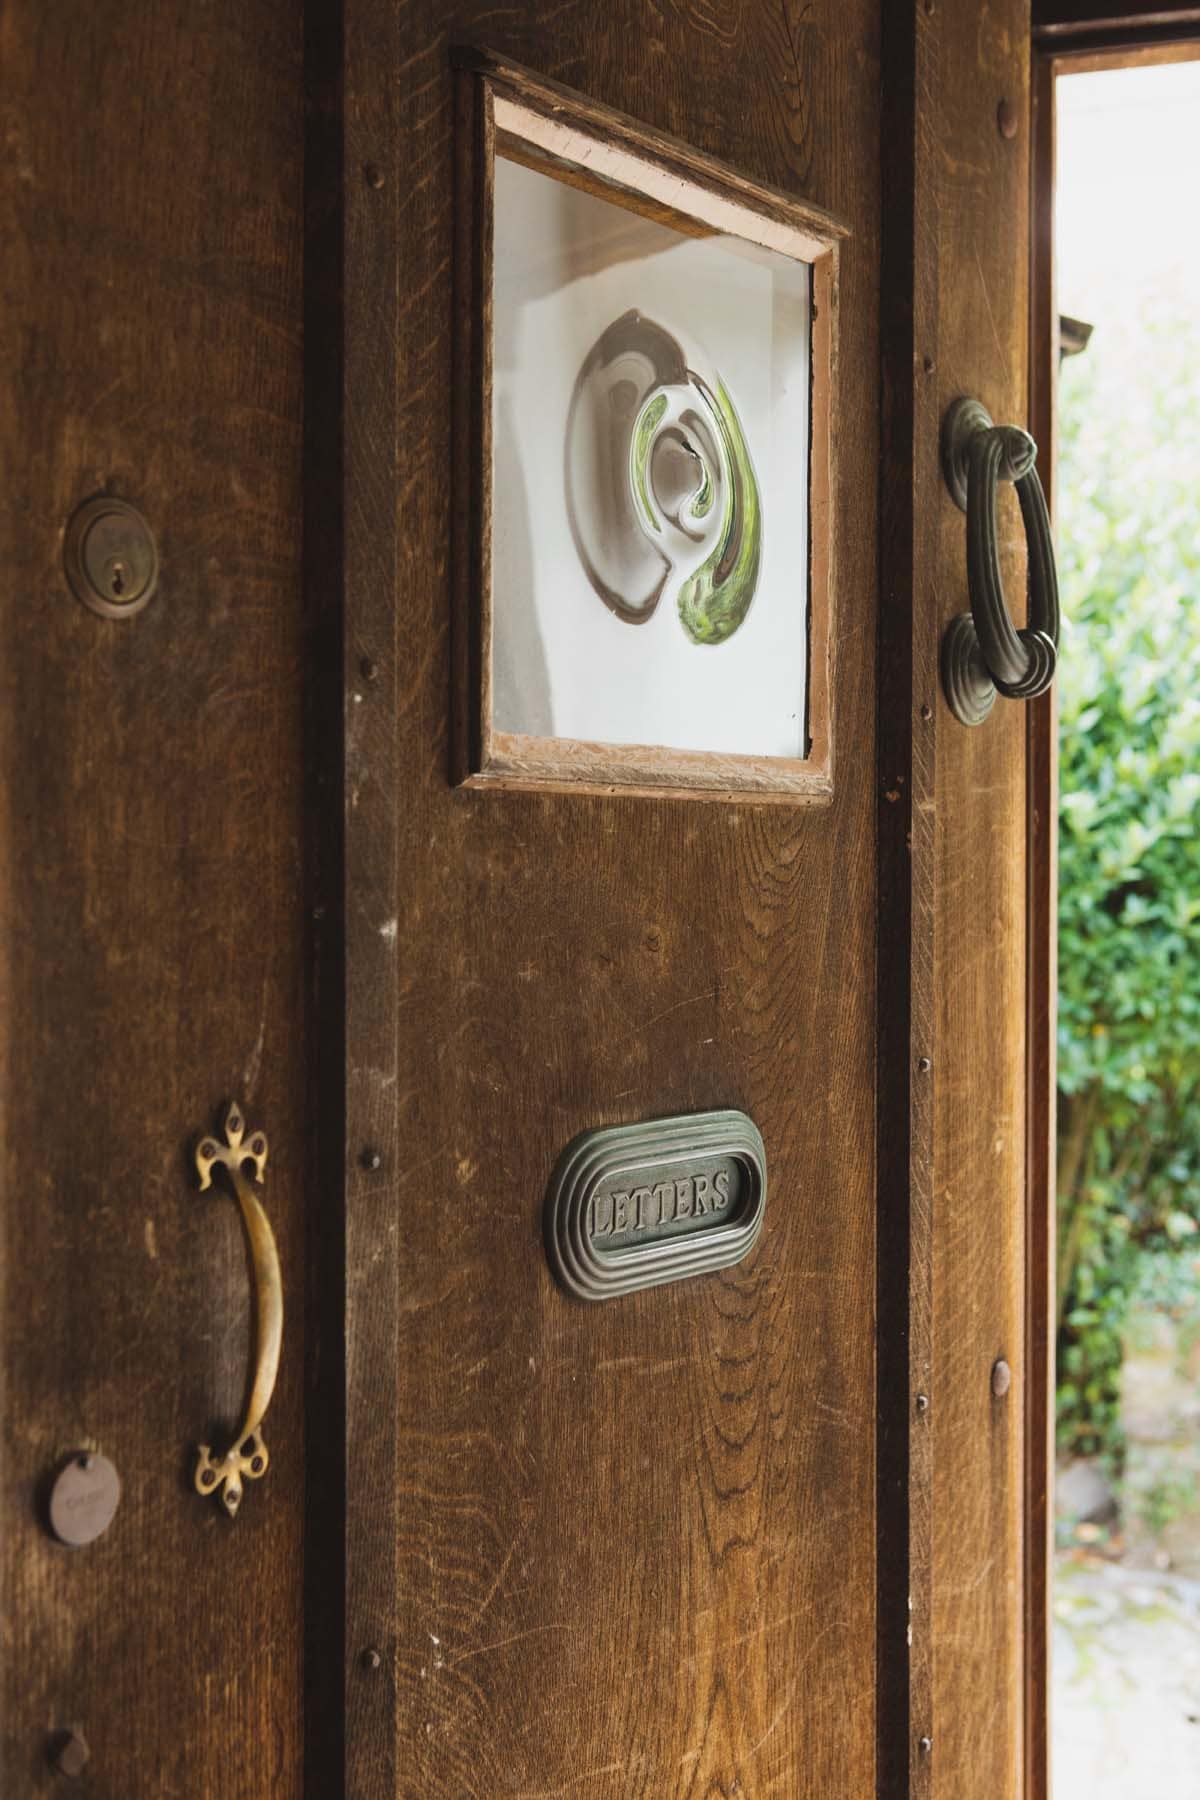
[881,5,1033,1792]
[342,5,882,1794]
[932,7,1030,1790]
[0,4,306,1792]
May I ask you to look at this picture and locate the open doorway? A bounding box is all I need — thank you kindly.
[1048,51,1200,1799]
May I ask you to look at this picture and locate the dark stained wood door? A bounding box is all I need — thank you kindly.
[0,2,1039,1796]
[337,3,1038,1796]
[0,3,309,1794]
[341,6,883,1797]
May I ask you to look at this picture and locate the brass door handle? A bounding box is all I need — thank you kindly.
[193,1103,282,1516]
[939,396,1060,726]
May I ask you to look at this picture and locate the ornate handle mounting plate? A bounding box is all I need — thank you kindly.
[193,1103,282,1516]
[940,396,1060,726]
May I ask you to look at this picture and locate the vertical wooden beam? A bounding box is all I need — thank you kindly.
[878,3,940,1793]
[304,0,349,1789]
[1026,47,1059,1800]
[931,5,1032,1792]
[882,5,1033,1794]
[340,1,402,1794]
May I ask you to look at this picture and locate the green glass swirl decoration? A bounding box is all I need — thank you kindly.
[566,311,762,645]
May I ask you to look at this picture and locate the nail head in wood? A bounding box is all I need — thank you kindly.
[992,1357,1012,1398]
[50,1730,90,1777]
[997,98,1018,140]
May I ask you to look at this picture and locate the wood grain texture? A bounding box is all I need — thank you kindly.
[349,2,882,1792]
[1047,35,1200,66]
[0,2,306,1794]
[876,3,941,1791]
[1026,47,1059,1800]
[341,0,404,1792]
[1033,0,1200,43]
[929,3,1032,1793]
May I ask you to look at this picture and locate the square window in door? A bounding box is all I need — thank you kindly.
[452,52,848,801]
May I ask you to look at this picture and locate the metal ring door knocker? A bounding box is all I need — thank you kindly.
[940,396,1060,726]
[192,1103,282,1516]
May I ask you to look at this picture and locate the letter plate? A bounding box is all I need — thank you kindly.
[544,1110,766,1302]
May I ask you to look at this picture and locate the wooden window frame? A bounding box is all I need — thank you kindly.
[450,48,847,805]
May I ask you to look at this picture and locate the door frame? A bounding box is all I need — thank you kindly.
[1026,10,1200,1797]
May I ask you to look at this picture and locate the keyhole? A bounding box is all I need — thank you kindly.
[110,561,126,597]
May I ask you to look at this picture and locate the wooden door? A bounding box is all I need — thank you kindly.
[337,3,1037,1798]
[0,3,309,1794]
[0,3,1040,1796]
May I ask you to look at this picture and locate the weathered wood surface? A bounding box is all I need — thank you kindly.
[876,1,941,1788]
[930,3,1032,1793]
[346,2,883,1793]
[1026,45,1059,1800]
[0,2,307,1792]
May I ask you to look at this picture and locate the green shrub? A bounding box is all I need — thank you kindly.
[1056,295,1200,1463]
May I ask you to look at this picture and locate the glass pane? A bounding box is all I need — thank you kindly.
[491,151,812,760]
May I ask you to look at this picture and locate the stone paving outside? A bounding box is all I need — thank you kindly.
[1054,1560,1200,1798]
[1054,1311,1200,1797]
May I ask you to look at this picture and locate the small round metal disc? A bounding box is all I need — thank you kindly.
[48,1452,121,1548]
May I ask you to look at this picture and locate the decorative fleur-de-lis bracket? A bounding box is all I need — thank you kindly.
[193,1102,282,1518]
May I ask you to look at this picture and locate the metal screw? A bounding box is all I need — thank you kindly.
[51,1730,90,1777]
[919,1735,933,1757]
[360,1147,382,1172]
[997,98,1019,140]
[916,1393,929,1414]
[922,354,935,374]
[200,1468,216,1487]
[363,163,385,189]
[360,655,378,682]
[360,1647,382,1671]
[921,702,933,722]
[917,1057,932,1074]
[251,1455,265,1474]
[992,1357,1012,1398]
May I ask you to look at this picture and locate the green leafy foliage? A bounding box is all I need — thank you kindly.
[1057,292,1200,1463]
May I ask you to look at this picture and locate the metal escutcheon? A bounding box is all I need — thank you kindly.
[63,495,159,620]
[939,397,1059,726]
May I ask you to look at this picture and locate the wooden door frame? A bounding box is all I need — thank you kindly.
[1026,11,1200,1797]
